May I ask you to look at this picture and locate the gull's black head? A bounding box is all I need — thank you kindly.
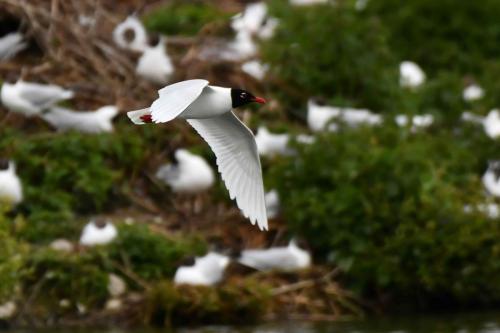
[0,159,9,170]
[231,89,266,109]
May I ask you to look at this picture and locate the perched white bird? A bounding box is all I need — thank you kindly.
[127,80,268,230]
[339,107,382,127]
[79,219,118,246]
[483,161,500,197]
[255,126,293,157]
[0,159,22,206]
[399,61,426,88]
[484,109,500,139]
[49,239,74,252]
[0,301,16,319]
[136,37,174,85]
[290,0,328,6]
[463,203,499,219]
[42,105,118,133]
[242,60,269,80]
[155,149,214,194]
[0,32,27,61]
[1,80,74,117]
[231,2,268,34]
[258,17,280,40]
[228,30,258,60]
[307,99,340,132]
[174,252,230,286]
[461,111,484,124]
[112,15,148,52]
[395,114,434,131]
[463,84,484,102]
[265,189,280,219]
[108,273,127,297]
[239,239,311,271]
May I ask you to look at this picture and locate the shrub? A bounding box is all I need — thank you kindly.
[262,1,400,113]
[365,0,500,75]
[107,224,207,281]
[143,1,232,36]
[269,124,500,307]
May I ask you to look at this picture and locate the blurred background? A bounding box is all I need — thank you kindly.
[1,0,500,332]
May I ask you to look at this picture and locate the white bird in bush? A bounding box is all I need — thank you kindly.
[483,161,500,197]
[339,107,382,127]
[265,189,280,219]
[0,32,27,61]
[229,30,257,60]
[112,15,148,52]
[483,109,500,139]
[1,80,74,117]
[395,114,434,131]
[463,203,499,219]
[239,239,311,271]
[155,149,215,194]
[307,99,340,132]
[0,159,22,206]
[136,37,174,85]
[255,126,293,157]
[42,105,119,133]
[461,111,484,125]
[127,79,268,230]
[231,2,268,34]
[79,219,118,246]
[258,17,280,40]
[174,252,230,286]
[463,84,484,102]
[399,61,426,88]
[242,60,269,81]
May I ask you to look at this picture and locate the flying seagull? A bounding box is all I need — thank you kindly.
[127,79,268,230]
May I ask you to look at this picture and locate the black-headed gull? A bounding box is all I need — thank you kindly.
[399,61,426,88]
[42,105,118,133]
[155,149,214,193]
[79,219,118,246]
[463,84,484,102]
[238,239,311,271]
[136,37,174,85]
[127,80,268,230]
[0,32,27,61]
[484,109,500,139]
[112,15,148,52]
[255,126,293,157]
[1,80,74,117]
[174,252,230,286]
[483,161,500,197]
[0,159,23,206]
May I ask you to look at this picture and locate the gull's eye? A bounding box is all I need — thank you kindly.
[240,92,247,99]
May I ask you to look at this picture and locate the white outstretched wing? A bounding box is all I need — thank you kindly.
[151,79,209,123]
[187,112,268,230]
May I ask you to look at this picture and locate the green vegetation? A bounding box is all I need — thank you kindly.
[143,1,232,36]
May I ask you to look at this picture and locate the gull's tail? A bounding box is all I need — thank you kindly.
[127,108,152,125]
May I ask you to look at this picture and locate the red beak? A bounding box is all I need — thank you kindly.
[253,96,267,104]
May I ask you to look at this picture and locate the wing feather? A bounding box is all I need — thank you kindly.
[151,79,209,123]
[187,112,268,230]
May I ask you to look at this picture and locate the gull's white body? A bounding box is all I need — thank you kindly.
[255,126,292,157]
[155,149,214,193]
[307,99,340,132]
[0,162,22,206]
[1,80,73,116]
[484,109,500,139]
[79,220,118,246]
[340,107,382,127]
[112,15,148,52]
[0,32,27,61]
[127,80,268,230]
[395,114,434,131]
[483,164,500,197]
[399,61,426,88]
[42,105,118,133]
[136,38,174,85]
[174,252,230,286]
[242,60,269,80]
[463,84,484,102]
[265,189,280,219]
[239,240,311,271]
